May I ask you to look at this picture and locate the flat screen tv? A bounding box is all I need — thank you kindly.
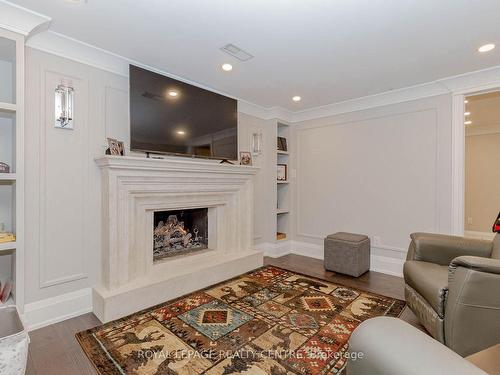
[130,65,238,160]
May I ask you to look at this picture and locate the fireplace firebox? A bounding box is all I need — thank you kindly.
[153,208,208,261]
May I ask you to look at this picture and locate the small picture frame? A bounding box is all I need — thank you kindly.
[0,162,10,173]
[240,151,252,166]
[277,137,288,152]
[106,138,125,156]
[277,164,287,181]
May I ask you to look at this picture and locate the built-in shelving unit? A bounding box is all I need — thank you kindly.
[0,28,24,312]
[276,122,291,242]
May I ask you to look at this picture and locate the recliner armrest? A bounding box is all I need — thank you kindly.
[449,256,500,275]
[407,233,493,266]
[445,256,500,356]
[346,317,487,375]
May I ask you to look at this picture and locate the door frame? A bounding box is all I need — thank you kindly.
[451,83,500,235]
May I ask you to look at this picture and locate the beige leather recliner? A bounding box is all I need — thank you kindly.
[347,317,488,375]
[404,232,500,356]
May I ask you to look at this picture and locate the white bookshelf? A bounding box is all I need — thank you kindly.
[0,101,16,112]
[0,27,25,312]
[0,242,17,253]
[276,122,291,242]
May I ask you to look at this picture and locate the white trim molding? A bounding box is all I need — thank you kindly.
[22,28,500,123]
[291,241,404,277]
[254,241,293,258]
[258,240,405,277]
[0,0,50,37]
[22,288,93,331]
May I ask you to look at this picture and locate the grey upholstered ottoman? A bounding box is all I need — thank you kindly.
[324,232,370,277]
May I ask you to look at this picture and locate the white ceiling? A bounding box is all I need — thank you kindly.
[9,0,500,111]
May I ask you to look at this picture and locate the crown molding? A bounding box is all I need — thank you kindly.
[25,28,500,123]
[0,0,50,37]
[238,101,294,121]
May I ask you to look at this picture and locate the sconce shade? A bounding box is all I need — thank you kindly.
[55,84,75,129]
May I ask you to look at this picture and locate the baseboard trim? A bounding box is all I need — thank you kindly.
[23,288,93,331]
[254,241,292,258]
[22,240,404,330]
[291,241,404,277]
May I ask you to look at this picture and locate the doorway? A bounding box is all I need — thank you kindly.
[464,91,500,240]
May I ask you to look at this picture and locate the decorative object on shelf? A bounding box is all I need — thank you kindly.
[55,83,75,129]
[0,162,10,173]
[277,164,287,181]
[252,129,263,155]
[0,223,15,243]
[0,234,15,243]
[277,136,287,152]
[239,151,252,166]
[0,279,12,303]
[276,232,287,240]
[106,138,125,156]
[493,211,500,233]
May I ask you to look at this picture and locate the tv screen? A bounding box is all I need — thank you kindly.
[129,65,238,160]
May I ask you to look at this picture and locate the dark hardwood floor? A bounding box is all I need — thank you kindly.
[26,254,420,375]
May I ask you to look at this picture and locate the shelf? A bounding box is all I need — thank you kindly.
[0,296,15,307]
[277,209,289,214]
[277,180,289,184]
[0,102,16,113]
[277,150,289,155]
[0,173,16,182]
[0,241,16,253]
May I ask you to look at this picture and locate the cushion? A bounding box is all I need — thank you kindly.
[326,232,369,243]
[404,260,449,317]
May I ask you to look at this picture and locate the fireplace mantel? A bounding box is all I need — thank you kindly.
[93,155,263,322]
[95,155,260,174]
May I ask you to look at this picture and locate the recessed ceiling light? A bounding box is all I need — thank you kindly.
[464,112,471,116]
[478,43,495,53]
[292,96,301,102]
[465,121,472,125]
[221,63,233,71]
[168,90,179,97]
[176,130,186,135]
[65,0,87,3]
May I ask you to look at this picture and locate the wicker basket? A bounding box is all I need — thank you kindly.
[0,305,29,375]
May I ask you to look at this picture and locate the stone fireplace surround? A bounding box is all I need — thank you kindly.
[94,156,263,322]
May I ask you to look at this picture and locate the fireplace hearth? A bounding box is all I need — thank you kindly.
[153,208,208,261]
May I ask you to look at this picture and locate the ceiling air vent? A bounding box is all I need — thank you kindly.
[221,44,254,61]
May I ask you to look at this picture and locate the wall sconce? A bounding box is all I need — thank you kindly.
[252,129,263,156]
[55,84,74,129]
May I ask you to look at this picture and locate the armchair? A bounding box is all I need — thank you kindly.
[346,317,487,375]
[404,232,500,356]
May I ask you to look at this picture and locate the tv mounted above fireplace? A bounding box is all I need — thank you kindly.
[129,65,238,160]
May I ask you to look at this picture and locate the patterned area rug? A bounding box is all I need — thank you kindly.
[77,266,405,374]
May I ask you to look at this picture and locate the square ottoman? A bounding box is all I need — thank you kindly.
[324,232,370,277]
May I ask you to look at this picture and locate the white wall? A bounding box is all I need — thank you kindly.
[465,132,500,232]
[23,48,273,321]
[237,113,277,245]
[292,95,453,269]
